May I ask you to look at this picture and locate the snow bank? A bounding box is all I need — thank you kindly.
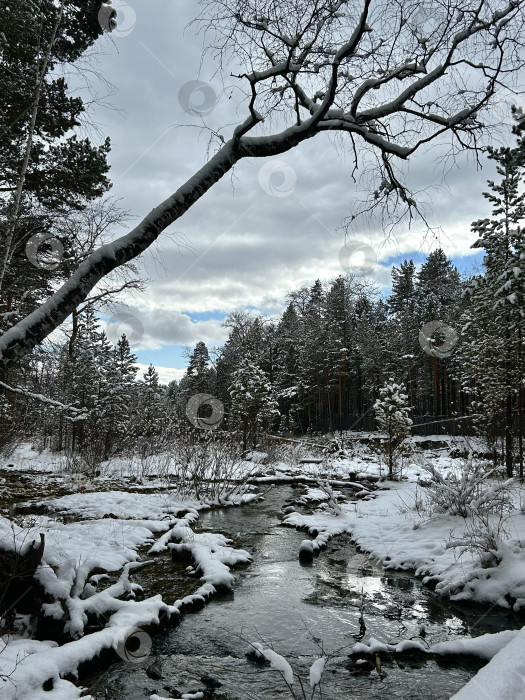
[285,472,525,699]
[34,490,206,521]
[449,626,525,699]
[1,470,259,699]
[284,481,525,610]
[0,509,174,699]
[168,526,251,592]
[349,630,518,660]
[1,609,168,700]
[0,487,237,699]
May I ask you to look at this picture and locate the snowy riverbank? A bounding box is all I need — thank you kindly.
[0,482,253,699]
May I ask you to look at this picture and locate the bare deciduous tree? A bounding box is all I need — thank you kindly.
[1,0,524,372]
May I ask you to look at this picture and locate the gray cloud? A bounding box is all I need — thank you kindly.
[104,306,228,350]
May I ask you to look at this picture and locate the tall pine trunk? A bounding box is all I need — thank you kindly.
[0,1,66,294]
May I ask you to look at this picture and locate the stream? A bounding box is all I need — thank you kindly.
[91,485,520,699]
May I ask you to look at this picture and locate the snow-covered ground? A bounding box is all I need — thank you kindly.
[1,436,525,699]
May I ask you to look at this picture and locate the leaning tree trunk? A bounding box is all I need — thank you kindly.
[0,140,239,372]
[0,109,321,375]
[0,0,523,375]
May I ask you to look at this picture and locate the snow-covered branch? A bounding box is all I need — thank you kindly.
[0,380,88,419]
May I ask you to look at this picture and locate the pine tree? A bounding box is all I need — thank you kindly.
[325,276,353,430]
[57,308,109,462]
[273,303,303,433]
[98,334,137,458]
[298,279,329,432]
[415,249,463,418]
[374,380,412,478]
[0,0,111,327]
[462,134,525,476]
[179,341,215,407]
[390,260,417,316]
[228,356,280,451]
[135,364,166,450]
[355,298,389,410]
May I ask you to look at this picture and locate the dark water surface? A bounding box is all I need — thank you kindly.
[91,485,519,699]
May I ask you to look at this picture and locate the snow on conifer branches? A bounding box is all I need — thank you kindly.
[374,379,412,478]
[228,356,280,450]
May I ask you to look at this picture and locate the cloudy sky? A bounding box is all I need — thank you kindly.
[79,0,522,383]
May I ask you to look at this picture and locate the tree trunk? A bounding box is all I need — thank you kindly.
[68,309,79,356]
[519,329,524,480]
[506,391,514,478]
[433,356,439,418]
[0,1,66,295]
[519,382,523,480]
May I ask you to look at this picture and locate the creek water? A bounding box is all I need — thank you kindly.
[91,485,520,700]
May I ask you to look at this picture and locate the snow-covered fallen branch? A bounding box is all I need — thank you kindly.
[248,642,328,699]
[168,525,251,593]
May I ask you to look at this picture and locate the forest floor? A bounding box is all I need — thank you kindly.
[1,435,524,699]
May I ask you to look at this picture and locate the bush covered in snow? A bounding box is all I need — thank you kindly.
[418,454,518,569]
[420,453,515,518]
